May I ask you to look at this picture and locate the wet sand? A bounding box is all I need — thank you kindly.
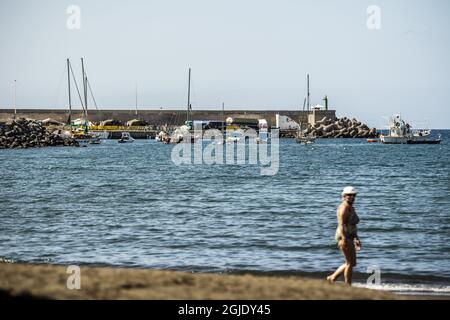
[0,263,412,300]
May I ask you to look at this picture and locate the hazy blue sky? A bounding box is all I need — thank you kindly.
[1,0,449,128]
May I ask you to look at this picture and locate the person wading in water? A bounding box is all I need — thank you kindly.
[327,186,361,285]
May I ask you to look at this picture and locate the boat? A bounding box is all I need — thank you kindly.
[71,124,101,145]
[155,131,167,142]
[92,130,109,140]
[408,129,441,144]
[66,58,102,145]
[295,132,316,144]
[295,74,317,145]
[295,136,316,144]
[380,115,441,144]
[118,132,135,143]
[367,138,379,143]
[156,68,193,144]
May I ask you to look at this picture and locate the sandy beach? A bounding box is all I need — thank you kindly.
[0,262,410,300]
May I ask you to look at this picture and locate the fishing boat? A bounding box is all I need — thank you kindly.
[118,132,135,143]
[380,115,441,144]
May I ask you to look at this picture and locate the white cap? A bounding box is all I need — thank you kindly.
[342,186,357,196]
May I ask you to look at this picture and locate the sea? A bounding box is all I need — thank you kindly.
[1,130,449,296]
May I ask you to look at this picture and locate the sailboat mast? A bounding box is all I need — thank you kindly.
[187,68,191,122]
[222,102,225,132]
[307,74,310,111]
[13,80,16,119]
[81,58,88,119]
[135,82,138,116]
[67,59,72,124]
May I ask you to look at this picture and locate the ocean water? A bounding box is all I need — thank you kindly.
[1,131,449,295]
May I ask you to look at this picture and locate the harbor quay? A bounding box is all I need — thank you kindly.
[0,108,337,138]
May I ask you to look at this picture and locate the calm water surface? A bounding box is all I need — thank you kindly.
[1,131,449,294]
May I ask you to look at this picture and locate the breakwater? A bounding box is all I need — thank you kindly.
[0,109,336,128]
[303,116,378,138]
[0,119,78,149]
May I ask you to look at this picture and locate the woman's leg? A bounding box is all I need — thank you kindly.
[343,240,356,285]
[327,263,346,282]
[327,240,349,282]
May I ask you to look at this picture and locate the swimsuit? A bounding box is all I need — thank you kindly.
[335,209,359,243]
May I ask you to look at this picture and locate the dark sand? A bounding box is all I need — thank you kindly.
[0,263,415,300]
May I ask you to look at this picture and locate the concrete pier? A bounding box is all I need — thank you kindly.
[0,109,336,128]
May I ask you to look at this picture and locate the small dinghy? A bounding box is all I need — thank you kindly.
[118,132,135,143]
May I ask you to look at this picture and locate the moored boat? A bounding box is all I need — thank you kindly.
[380,115,441,145]
[118,132,135,143]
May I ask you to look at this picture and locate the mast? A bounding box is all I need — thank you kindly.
[222,102,225,132]
[81,58,88,119]
[307,74,310,111]
[13,80,16,119]
[187,68,191,122]
[67,59,72,124]
[135,82,138,116]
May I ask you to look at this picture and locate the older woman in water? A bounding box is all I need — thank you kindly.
[327,186,361,285]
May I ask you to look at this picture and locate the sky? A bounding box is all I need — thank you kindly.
[1,0,449,128]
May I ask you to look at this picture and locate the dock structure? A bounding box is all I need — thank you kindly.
[0,109,335,127]
[0,109,336,139]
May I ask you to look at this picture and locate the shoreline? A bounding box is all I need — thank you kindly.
[2,262,446,300]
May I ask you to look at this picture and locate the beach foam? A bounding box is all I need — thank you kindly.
[353,283,450,296]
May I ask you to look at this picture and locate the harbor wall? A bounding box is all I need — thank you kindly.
[0,109,336,128]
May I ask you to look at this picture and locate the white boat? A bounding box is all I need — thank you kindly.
[66,58,104,146]
[71,128,102,145]
[118,132,135,143]
[295,132,316,144]
[92,130,109,140]
[380,115,441,144]
[155,131,165,142]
